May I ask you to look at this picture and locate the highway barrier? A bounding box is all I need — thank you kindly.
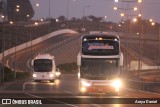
[123,79,160,94]
[0,29,78,61]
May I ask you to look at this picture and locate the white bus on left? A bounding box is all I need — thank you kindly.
[31,54,56,82]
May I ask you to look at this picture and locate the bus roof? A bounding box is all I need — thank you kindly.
[81,33,119,40]
[34,54,54,60]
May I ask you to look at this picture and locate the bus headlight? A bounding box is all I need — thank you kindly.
[81,80,91,87]
[78,72,80,78]
[50,74,54,77]
[56,72,61,77]
[111,79,122,89]
[33,74,36,78]
[81,87,86,92]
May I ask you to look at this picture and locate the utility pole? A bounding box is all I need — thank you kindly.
[66,0,69,29]
[1,0,7,82]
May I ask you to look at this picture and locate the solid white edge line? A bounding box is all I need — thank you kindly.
[25,93,78,107]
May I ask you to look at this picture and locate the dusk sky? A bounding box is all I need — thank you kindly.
[30,0,160,23]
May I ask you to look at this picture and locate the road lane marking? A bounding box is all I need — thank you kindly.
[25,93,79,107]
[63,90,102,107]
[23,80,34,91]
[64,90,74,96]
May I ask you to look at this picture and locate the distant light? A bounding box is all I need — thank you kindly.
[134,7,138,11]
[114,7,118,10]
[27,14,30,18]
[149,19,153,22]
[16,5,20,8]
[137,32,140,35]
[40,18,44,21]
[119,24,121,27]
[115,0,119,2]
[35,22,38,25]
[151,22,155,26]
[10,21,13,24]
[115,39,118,41]
[99,38,103,40]
[83,38,87,41]
[104,16,107,19]
[138,14,142,17]
[56,19,59,22]
[36,3,40,7]
[16,8,20,12]
[120,13,124,17]
[1,15,4,19]
[138,0,142,3]
[133,18,137,22]
[122,21,124,24]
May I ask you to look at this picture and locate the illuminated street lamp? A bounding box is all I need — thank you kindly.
[138,0,142,3]
[120,13,125,17]
[151,22,155,26]
[36,3,40,7]
[16,8,19,12]
[133,18,137,22]
[27,14,30,18]
[10,21,13,24]
[114,7,118,10]
[1,15,4,18]
[82,5,90,32]
[149,19,153,22]
[56,19,59,22]
[40,18,44,22]
[133,7,138,11]
[35,22,39,25]
[138,14,142,17]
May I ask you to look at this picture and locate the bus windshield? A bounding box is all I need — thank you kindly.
[82,40,119,55]
[34,59,52,72]
[81,58,119,77]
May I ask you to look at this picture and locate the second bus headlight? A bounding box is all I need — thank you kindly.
[33,74,36,78]
[50,74,54,77]
[81,80,91,87]
[111,79,122,89]
[56,72,61,76]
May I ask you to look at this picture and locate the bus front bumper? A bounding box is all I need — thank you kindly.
[80,79,122,94]
[33,73,55,80]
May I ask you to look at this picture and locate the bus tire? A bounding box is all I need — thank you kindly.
[50,80,54,83]
[112,92,119,96]
[79,91,88,96]
[35,80,41,82]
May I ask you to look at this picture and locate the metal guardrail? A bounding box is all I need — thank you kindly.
[123,79,160,93]
[35,34,80,56]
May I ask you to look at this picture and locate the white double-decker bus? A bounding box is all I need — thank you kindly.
[32,54,56,82]
[77,33,123,95]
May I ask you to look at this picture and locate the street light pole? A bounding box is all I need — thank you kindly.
[158,25,160,70]
[48,0,51,32]
[82,6,90,32]
[2,15,5,82]
[66,0,69,29]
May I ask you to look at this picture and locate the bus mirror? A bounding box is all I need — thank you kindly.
[31,60,34,66]
[77,53,81,66]
[56,68,59,72]
[120,52,123,66]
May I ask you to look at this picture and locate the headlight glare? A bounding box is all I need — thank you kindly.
[81,80,91,87]
[56,72,61,76]
[111,79,122,88]
[50,74,54,77]
[33,74,36,78]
